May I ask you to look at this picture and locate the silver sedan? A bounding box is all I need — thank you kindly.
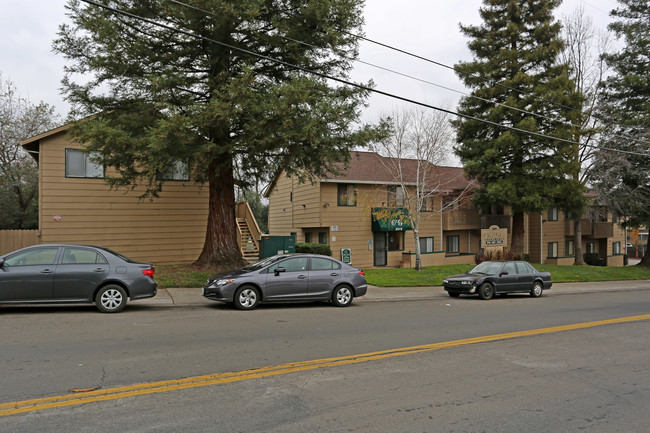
[203,254,367,310]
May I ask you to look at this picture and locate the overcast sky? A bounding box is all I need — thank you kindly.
[0,0,618,124]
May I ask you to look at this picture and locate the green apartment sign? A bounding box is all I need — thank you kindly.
[371,208,412,232]
[341,248,352,264]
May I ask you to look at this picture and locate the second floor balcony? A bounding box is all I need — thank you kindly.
[443,208,480,231]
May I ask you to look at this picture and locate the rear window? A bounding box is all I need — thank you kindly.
[62,247,108,264]
[96,247,135,263]
[311,258,341,271]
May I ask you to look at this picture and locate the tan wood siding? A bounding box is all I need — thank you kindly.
[292,177,322,228]
[267,172,295,235]
[37,132,208,264]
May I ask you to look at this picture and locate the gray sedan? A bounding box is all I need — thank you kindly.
[0,244,157,313]
[203,254,367,310]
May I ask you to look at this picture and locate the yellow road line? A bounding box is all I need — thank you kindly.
[2,314,649,417]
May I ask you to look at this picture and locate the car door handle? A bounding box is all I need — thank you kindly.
[330,273,339,276]
[41,269,54,274]
[94,268,107,272]
[297,275,307,279]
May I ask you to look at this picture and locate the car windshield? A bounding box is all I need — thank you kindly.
[469,261,503,275]
[242,255,286,272]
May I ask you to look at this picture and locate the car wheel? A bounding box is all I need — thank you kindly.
[530,282,543,298]
[234,285,259,310]
[95,285,127,313]
[478,282,494,300]
[448,291,461,298]
[332,285,353,307]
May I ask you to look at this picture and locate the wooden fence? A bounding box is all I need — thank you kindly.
[0,230,40,256]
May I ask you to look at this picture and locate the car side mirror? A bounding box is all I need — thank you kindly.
[0,258,4,268]
[274,267,286,276]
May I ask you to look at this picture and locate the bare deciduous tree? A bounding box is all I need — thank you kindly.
[561,7,610,265]
[0,74,60,229]
[370,107,474,270]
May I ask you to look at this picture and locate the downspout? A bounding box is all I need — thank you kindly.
[539,212,544,264]
[525,213,528,257]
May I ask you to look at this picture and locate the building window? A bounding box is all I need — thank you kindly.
[419,237,434,253]
[388,231,404,251]
[318,232,328,244]
[65,149,103,178]
[446,235,460,253]
[420,196,435,212]
[586,242,595,253]
[613,242,621,254]
[548,207,558,221]
[304,232,312,243]
[161,160,189,181]
[548,242,558,258]
[387,186,405,207]
[337,184,356,206]
[566,240,575,256]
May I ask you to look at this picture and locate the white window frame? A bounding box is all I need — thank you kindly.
[65,149,104,178]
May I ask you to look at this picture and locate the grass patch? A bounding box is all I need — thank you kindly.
[156,265,216,288]
[156,263,650,288]
[535,264,650,283]
[364,263,650,287]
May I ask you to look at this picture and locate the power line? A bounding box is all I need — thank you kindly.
[261,2,648,148]
[78,0,650,159]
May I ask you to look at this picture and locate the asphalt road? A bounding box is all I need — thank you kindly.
[1,282,649,432]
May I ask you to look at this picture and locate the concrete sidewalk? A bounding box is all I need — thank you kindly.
[141,280,650,307]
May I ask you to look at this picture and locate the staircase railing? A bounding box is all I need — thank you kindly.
[236,201,261,260]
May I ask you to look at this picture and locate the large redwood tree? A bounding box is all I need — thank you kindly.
[54,0,380,268]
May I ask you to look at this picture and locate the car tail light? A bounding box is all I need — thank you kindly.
[142,268,155,278]
[358,270,365,277]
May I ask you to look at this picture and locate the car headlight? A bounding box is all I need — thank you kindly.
[443,279,448,284]
[215,279,235,286]
[206,278,235,288]
[461,280,472,285]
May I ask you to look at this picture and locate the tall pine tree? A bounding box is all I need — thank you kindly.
[54,0,381,269]
[453,0,582,255]
[593,0,650,266]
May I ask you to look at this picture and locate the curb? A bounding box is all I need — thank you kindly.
[139,280,650,307]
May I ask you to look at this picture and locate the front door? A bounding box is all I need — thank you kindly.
[264,256,310,301]
[0,246,60,302]
[374,232,387,266]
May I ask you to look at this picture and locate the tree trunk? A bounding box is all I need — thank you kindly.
[194,154,245,270]
[573,219,585,265]
[511,211,525,257]
[413,228,422,271]
[639,249,650,268]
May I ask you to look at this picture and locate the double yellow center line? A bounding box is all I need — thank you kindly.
[2,314,649,417]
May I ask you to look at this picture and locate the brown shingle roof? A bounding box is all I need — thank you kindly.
[322,151,472,192]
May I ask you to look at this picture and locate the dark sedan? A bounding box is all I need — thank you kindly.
[0,244,157,313]
[443,260,552,300]
[203,254,367,310]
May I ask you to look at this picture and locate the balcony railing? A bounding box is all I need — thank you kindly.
[564,219,613,238]
[442,208,480,230]
[480,215,511,230]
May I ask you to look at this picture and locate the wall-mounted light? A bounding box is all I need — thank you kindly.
[323,202,330,207]
[302,204,306,208]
